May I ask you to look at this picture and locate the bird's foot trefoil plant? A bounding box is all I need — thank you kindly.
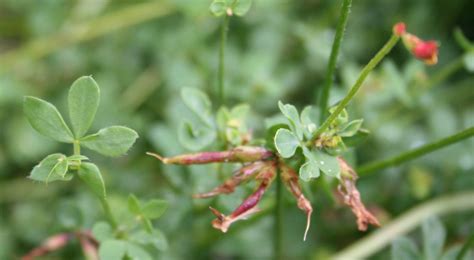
[148,21,440,241]
[23,76,168,259]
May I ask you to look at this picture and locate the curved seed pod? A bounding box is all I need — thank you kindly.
[147,146,273,165]
[337,157,380,231]
[280,162,313,241]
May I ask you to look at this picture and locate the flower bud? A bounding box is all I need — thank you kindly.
[393,22,406,36]
[400,29,439,65]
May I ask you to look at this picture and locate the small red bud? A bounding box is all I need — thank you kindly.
[393,22,406,36]
[411,40,438,65]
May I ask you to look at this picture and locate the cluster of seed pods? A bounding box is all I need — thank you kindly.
[148,146,380,240]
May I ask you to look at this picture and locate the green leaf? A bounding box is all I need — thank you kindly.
[29,153,71,183]
[299,161,320,182]
[339,119,364,137]
[81,126,138,157]
[300,106,319,139]
[181,87,213,126]
[329,106,349,126]
[99,240,127,260]
[422,217,446,260]
[77,162,106,199]
[274,128,300,158]
[233,0,252,16]
[210,0,227,16]
[125,242,152,260]
[178,121,216,151]
[92,222,113,243]
[391,237,420,260]
[128,194,142,215]
[130,229,168,251]
[440,245,462,260]
[141,199,168,219]
[313,149,341,178]
[278,101,304,140]
[23,96,74,143]
[342,128,370,147]
[68,76,100,138]
[463,52,474,72]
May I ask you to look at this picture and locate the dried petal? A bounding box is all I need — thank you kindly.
[147,146,273,165]
[280,163,313,241]
[193,162,265,198]
[337,158,380,231]
[209,163,276,232]
[22,233,71,260]
[77,232,99,260]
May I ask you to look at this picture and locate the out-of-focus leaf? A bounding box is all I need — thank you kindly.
[422,217,446,260]
[313,149,340,178]
[339,119,364,137]
[181,87,213,126]
[233,0,252,16]
[391,237,419,260]
[342,129,370,147]
[92,222,113,243]
[81,126,138,157]
[128,194,142,215]
[68,76,100,138]
[24,96,74,143]
[99,240,127,260]
[210,0,227,16]
[125,242,152,260]
[178,121,216,151]
[141,199,168,219]
[130,229,168,251]
[462,52,474,72]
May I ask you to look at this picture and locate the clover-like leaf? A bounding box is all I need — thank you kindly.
[181,87,214,127]
[141,199,168,219]
[299,161,320,182]
[274,128,300,158]
[422,217,446,260]
[130,229,168,251]
[313,149,341,178]
[92,221,113,243]
[125,242,153,260]
[81,126,138,157]
[391,237,420,260]
[68,76,100,138]
[329,106,349,126]
[233,0,252,16]
[29,153,71,183]
[210,0,227,16]
[128,194,142,215]
[278,101,304,140]
[24,96,74,143]
[300,106,319,139]
[99,240,127,260]
[339,119,364,137]
[77,162,106,199]
[178,121,216,151]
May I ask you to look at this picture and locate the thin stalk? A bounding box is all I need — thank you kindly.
[100,197,118,229]
[274,168,284,260]
[318,0,352,122]
[331,191,474,260]
[358,126,474,175]
[217,15,230,106]
[73,140,81,155]
[310,34,400,144]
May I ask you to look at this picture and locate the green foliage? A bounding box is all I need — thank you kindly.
[23,97,74,143]
[391,217,473,260]
[77,162,106,199]
[210,0,252,17]
[68,76,100,138]
[29,153,71,183]
[80,126,138,157]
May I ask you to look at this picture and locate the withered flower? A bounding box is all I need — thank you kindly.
[393,22,439,65]
[148,146,314,240]
[337,158,380,231]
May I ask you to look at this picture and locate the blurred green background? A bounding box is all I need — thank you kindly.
[0,0,473,259]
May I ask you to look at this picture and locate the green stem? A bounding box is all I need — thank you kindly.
[274,167,284,260]
[331,191,474,260]
[73,140,81,155]
[100,197,118,229]
[218,15,229,106]
[310,34,400,143]
[358,126,474,175]
[318,0,352,122]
